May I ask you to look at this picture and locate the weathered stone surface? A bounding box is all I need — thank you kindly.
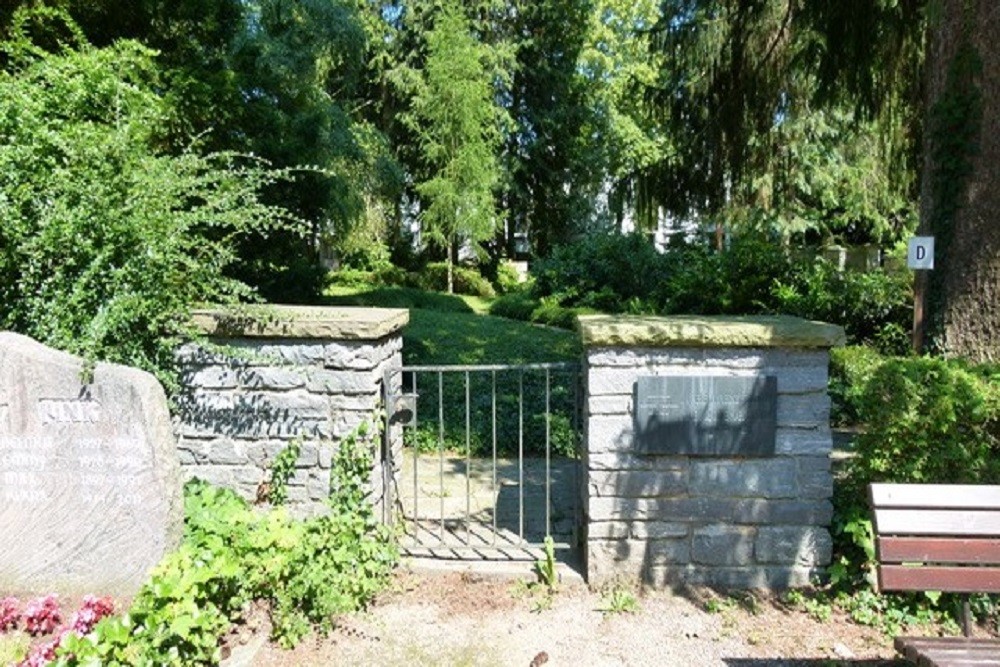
[692,525,755,565]
[777,394,831,427]
[775,428,833,456]
[588,521,689,540]
[587,347,830,370]
[588,497,832,525]
[588,469,688,498]
[0,332,182,596]
[587,451,689,472]
[588,538,691,576]
[689,459,799,499]
[239,367,307,390]
[192,305,409,340]
[578,315,846,349]
[755,526,832,566]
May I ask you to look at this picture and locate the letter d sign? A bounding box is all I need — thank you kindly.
[907,237,934,270]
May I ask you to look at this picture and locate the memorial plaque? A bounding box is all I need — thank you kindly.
[634,375,777,456]
[0,332,182,596]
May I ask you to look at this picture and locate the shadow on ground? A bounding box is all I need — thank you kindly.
[726,661,905,666]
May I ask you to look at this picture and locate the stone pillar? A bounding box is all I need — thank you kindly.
[174,306,407,518]
[579,314,845,589]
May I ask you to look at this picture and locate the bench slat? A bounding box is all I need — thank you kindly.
[896,636,1000,667]
[880,565,1000,593]
[879,537,1000,565]
[874,509,1000,536]
[871,483,1000,510]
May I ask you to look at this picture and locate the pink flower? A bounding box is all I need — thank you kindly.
[69,595,114,634]
[23,594,61,636]
[0,596,20,631]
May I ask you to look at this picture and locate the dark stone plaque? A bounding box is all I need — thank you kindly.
[634,375,777,456]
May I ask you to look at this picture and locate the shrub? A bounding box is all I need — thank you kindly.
[828,346,887,426]
[494,261,525,294]
[850,357,1000,487]
[0,36,298,392]
[770,260,911,352]
[532,233,665,311]
[415,262,496,298]
[58,421,397,664]
[489,292,540,322]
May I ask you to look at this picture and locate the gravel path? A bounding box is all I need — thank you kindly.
[251,570,903,667]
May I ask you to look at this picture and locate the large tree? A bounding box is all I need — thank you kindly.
[919,0,999,360]
[404,0,504,292]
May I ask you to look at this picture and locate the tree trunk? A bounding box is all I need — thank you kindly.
[446,238,454,294]
[920,0,1000,361]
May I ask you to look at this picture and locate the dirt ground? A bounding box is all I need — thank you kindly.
[250,569,907,667]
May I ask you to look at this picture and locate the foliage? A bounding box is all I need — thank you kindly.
[534,536,559,593]
[598,583,639,615]
[635,0,923,246]
[402,0,504,289]
[22,596,61,637]
[414,262,497,298]
[850,357,1000,487]
[0,598,19,632]
[0,35,297,391]
[524,232,911,349]
[57,423,396,664]
[266,440,301,507]
[828,346,888,426]
[325,285,476,314]
[827,354,1000,631]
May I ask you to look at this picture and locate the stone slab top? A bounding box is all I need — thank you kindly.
[577,314,846,349]
[191,305,409,340]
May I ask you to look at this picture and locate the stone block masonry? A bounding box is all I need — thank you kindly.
[579,315,844,589]
[175,306,407,518]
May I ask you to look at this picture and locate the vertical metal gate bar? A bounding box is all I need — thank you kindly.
[438,371,444,544]
[491,370,497,546]
[411,372,419,540]
[545,367,551,537]
[465,371,471,546]
[383,369,393,527]
[518,369,524,543]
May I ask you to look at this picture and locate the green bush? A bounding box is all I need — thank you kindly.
[829,355,1000,607]
[495,261,525,294]
[59,422,397,664]
[530,231,912,350]
[328,265,410,289]
[851,357,1000,487]
[490,292,540,322]
[770,260,912,353]
[532,233,665,311]
[0,36,297,392]
[415,262,496,298]
[828,346,888,426]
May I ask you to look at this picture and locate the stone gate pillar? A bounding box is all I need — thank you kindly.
[579,314,845,589]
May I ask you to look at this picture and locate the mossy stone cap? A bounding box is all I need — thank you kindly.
[577,314,846,348]
[191,305,409,339]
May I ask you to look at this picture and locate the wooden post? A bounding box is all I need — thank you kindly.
[912,269,926,354]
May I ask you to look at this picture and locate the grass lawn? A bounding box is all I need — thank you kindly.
[322,285,581,456]
[321,286,580,366]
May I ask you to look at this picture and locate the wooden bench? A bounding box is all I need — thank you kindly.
[870,483,1000,667]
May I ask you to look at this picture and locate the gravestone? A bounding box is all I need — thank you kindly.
[0,332,182,596]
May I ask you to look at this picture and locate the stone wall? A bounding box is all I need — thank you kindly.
[174,306,407,518]
[580,315,845,589]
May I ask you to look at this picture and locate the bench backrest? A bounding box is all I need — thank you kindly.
[869,483,1000,594]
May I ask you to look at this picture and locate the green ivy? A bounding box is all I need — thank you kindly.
[57,421,397,664]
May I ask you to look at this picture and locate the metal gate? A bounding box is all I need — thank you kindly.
[383,363,581,559]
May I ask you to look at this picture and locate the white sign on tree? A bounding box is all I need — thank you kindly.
[907,236,935,270]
